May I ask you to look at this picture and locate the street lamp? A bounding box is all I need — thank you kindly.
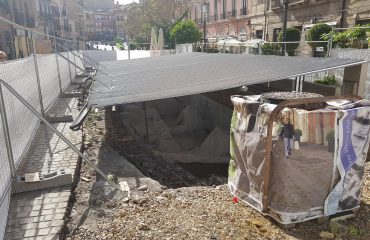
[202,4,207,51]
[281,0,289,56]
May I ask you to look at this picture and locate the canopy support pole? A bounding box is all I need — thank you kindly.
[144,101,149,143]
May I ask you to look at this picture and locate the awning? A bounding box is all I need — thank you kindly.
[88,53,367,107]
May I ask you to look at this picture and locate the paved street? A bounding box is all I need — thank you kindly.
[5,97,82,240]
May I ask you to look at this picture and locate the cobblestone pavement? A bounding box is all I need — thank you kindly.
[5,97,82,240]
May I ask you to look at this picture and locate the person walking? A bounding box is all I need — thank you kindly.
[280,118,295,159]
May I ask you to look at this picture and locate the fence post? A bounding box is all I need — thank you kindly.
[29,31,45,115]
[0,82,16,178]
[66,42,73,82]
[53,36,63,96]
[81,41,86,69]
[73,41,77,74]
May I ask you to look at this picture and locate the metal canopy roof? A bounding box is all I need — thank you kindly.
[89,53,366,107]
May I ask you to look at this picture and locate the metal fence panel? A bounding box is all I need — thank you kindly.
[37,54,61,109]
[0,57,41,166]
[0,188,10,240]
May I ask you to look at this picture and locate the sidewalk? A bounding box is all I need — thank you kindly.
[5,96,82,240]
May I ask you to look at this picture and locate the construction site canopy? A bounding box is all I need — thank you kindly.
[88,53,367,107]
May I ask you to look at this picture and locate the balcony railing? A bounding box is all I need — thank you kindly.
[240,7,247,16]
[221,12,226,19]
[227,9,236,18]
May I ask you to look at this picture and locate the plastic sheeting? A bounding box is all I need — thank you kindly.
[228,96,370,224]
[89,53,366,107]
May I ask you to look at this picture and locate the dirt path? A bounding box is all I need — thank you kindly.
[65,110,370,240]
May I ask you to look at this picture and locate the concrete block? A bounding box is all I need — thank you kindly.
[62,91,81,98]
[12,169,73,194]
[46,114,74,123]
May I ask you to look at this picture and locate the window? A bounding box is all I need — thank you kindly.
[273,28,281,42]
[222,0,226,19]
[241,0,247,15]
[256,30,263,39]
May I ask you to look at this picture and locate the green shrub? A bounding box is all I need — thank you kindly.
[307,24,332,49]
[169,20,202,44]
[314,74,337,86]
[278,27,301,56]
[321,24,368,49]
[261,43,280,55]
[129,43,137,50]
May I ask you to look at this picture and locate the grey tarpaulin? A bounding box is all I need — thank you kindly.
[88,53,366,107]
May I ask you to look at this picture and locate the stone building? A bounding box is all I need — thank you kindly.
[0,0,16,59]
[191,0,370,42]
[85,9,116,41]
[65,0,86,40]
[113,4,128,40]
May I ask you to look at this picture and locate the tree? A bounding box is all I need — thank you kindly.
[122,0,191,47]
[169,20,202,44]
[307,24,332,49]
[278,27,301,56]
[123,3,149,41]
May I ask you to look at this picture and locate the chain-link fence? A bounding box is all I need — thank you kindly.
[0,17,86,240]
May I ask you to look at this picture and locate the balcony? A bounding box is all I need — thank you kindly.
[240,8,248,16]
[271,0,308,10]
[227,10,236,18]
[220,12,226,20]
[209,14,218,22]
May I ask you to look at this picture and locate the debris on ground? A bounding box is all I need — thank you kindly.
[65,109,370,240]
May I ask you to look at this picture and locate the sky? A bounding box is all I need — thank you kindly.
[116,0,138,5]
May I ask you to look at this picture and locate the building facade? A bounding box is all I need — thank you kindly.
[113,4,127,40]
[191,0,370,42]
[85,9,116,41]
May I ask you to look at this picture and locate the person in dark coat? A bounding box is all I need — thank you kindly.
[280,118,295,158]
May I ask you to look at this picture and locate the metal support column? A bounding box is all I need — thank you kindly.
[29,31,45,115]
[281,0,289,56]
[0,83,16,178]
[66,47,73,82]
[128,39,131,60]
[82,41,86,69]
[53,36,63,96]
[144,101,149,143]
[72,41,77,74]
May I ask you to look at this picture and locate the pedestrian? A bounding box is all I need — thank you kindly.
[279,117,295,159]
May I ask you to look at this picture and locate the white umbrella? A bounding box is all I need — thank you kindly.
[225,38,242,47]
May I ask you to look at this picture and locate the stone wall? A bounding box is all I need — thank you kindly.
[331,48,370,98]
